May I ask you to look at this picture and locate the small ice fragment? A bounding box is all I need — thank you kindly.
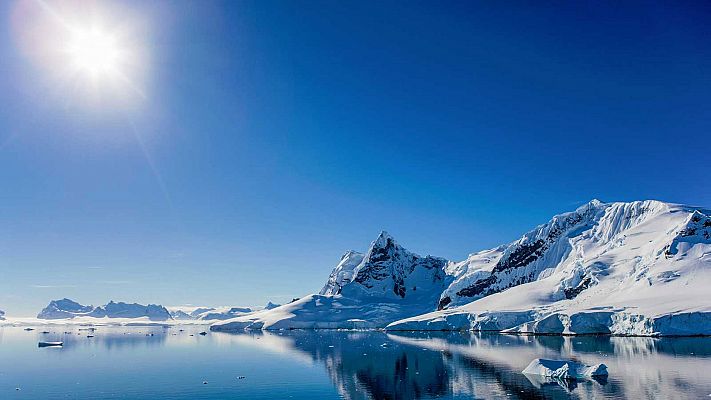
[38,341,63,347]
[522,358,608,380]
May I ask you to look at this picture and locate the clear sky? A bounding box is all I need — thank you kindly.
[1,1,710,316]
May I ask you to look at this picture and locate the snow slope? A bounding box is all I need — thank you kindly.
[213,200,711,335]
[388,200,711,335]
[38,299,173,321]
[320,250,364,296]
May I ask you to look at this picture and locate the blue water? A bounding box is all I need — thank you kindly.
[1,326,710,399]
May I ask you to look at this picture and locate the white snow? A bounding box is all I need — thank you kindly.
[320,250,365,296]
[522,358,608,380]
[387,200,711,335]
[218,200,710,335]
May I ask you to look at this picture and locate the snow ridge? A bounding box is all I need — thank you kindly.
[320,250,364,296]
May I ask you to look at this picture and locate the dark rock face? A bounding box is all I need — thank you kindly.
[452,204,599,302]
[351,233,448,300]
[437,296,452,311]
[492,240,546,274]
[564,276,593,299]
[455,275,497,299]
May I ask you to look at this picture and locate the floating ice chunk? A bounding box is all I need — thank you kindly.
[38,341,63,347]
[522,358,608,380]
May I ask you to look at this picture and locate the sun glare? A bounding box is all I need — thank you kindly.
[67,27,122,78]
[12,0,148,103]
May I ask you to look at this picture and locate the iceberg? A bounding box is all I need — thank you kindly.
[522,358,608,380]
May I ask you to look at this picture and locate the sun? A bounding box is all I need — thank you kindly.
[66,27,122,78]
[12,0,148,102]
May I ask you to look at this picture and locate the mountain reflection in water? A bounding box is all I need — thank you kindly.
[218,330,711,400]
[1,326,710,399]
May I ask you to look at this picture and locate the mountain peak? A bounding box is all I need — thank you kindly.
[371,230,396,249]
[340,250,362,260]
[575,199,605,213]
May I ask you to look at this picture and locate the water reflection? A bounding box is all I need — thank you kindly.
[216,330,711,400]
[3,326,710,399]
[7,326,171,350]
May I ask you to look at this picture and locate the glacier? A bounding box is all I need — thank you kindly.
[212,199,711,335]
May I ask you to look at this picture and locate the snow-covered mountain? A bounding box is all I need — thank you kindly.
[37,298,95,319]
[169,309,194,320]
[0,309,5,320]
[38,299,173,321]
[213,232,450,330]
[212,200,711,335]
[388,200,711,335]
[168,302,281,320]
[197,307,253,320]
[322,231,449,306]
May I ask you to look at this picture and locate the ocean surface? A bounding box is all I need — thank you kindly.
[1,326,710,399]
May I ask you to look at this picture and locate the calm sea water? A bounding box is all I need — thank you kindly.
[0,326,710,399]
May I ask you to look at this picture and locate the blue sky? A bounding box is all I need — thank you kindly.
[1,1,710,316]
